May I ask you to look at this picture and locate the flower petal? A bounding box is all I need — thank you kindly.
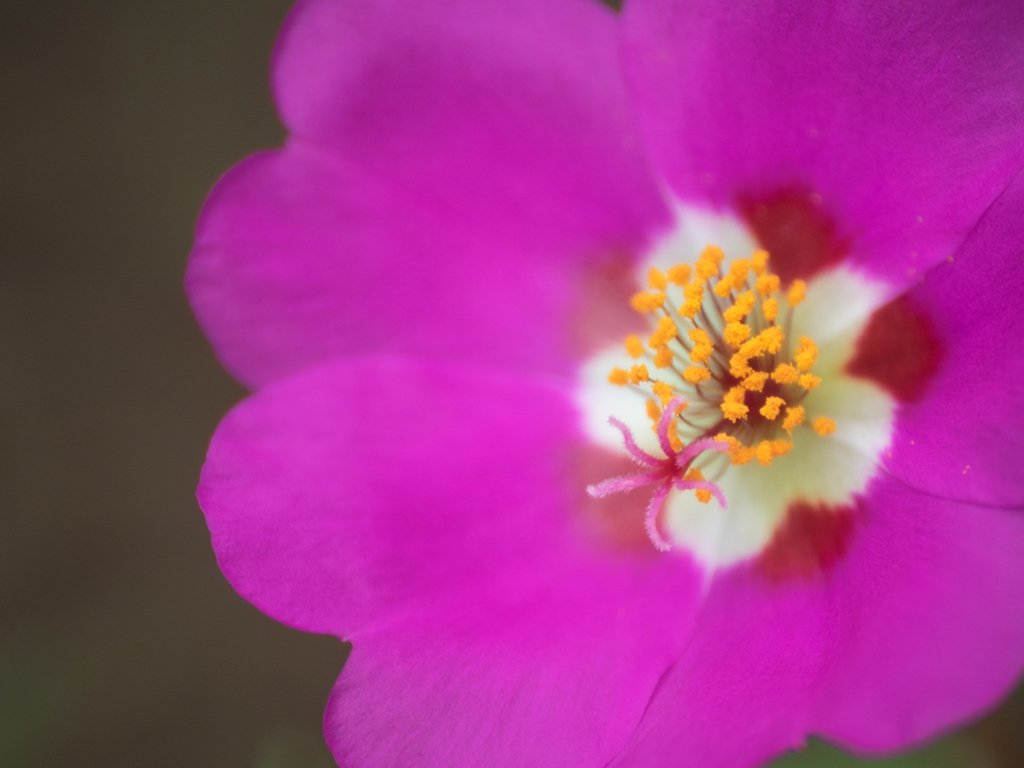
[198,356,703,766]
[608,476,1024,766]
[623,0,1024,290]
[881,169,1024,507]
[186,0,668,388]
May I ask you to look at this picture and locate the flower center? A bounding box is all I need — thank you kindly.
[589,244,841,552]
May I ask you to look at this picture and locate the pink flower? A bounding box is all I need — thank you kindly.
[186,0,1024,766]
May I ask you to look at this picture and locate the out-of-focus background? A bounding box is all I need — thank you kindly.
[0,1,1021,766]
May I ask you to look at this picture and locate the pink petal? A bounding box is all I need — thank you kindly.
[878,168,1024,507]
[608,476,1024,766]
[198,355,704,766]
[623,0,1024,292]
[187,0,668,388]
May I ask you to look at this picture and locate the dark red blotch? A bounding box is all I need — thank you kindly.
[757,499,862,580]
[845,295,941,403]
[739,189,849,285]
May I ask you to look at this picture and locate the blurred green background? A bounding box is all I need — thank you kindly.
[1,1,1021,766]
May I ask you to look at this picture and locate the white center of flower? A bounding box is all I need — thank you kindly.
[577,203,895,569]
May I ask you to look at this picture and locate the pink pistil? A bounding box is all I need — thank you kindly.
[586,398,729,552]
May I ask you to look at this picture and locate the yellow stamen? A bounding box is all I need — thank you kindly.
[755,273,780,296]
[759,396,786,420]
[723,322,752,348]
[794,336,818,372]
[648,267,668,291]
[762,297,779,322]
[653,347,675,368]
[701,245,726,265]
[772,363,798,384]
[798,373,822,390]
[651,381,675,406]
[683,467,713,503]
[782,406,805,434]
[630,291,665,313]
[608,367,628,386]
[683,365,711,384]
[755,440,775,466]
[812,416,837,436]
[788,279,806,306]
[649,316,678,349]
[723,291,755,323]
[667,263,691,285]
[690,343,713,364]
[757,326,785,354]
[646,400,661,421]
[770,439,793,457]
[625,334,645,359]
[721,387,748,422]
[751,249,770,275]
[629,364,649,384]
[714,276,735,297]
[741,371,769,392]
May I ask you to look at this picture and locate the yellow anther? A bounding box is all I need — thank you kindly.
[682,467,713,503]
[714,276,735,297]
[667,263,691,285]
[701,245,726,265]
[653,347,675,368]
[721,387,749,422]
[679,299,702,319]
[762,297,779,323]
[690,343,713,364]
[782,405,805,434]
[722,401,749,422]
[759,396,786,420]
[728,258,751,287]
[629,364,650,384]
[625,335,645,359]
[648,267,668,291]
[723,386,746,404]
[689,328,711,346]
[788,279,807,306]
[608,367,629,386]
[683,280,705,302]
[649,316,678,349]
[683,365,711,384]
[751,249,770,275]
[730,352,753,379]
[723,291,755,323]
[714,432,739,447]
[755,273,780,296]
[731,445,756,465]
[770,439,793,457]
[742,371,769,392]
[630,291,666,313]
[794,336,818,371]
[812,416,837,436]
[798,373,822,390]
[724,322,752,348]
[757,326,785,354]
[755,440,775,466]
[695,257,719,280]
[772,363,798,384]
[652,381,675,406]
[646,400,661,421]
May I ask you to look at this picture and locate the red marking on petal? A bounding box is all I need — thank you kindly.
[757,499,861,580]
[573,446,656,554]
[739,189,848,286]
[570,252,645,357]
[845,295,942,403]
